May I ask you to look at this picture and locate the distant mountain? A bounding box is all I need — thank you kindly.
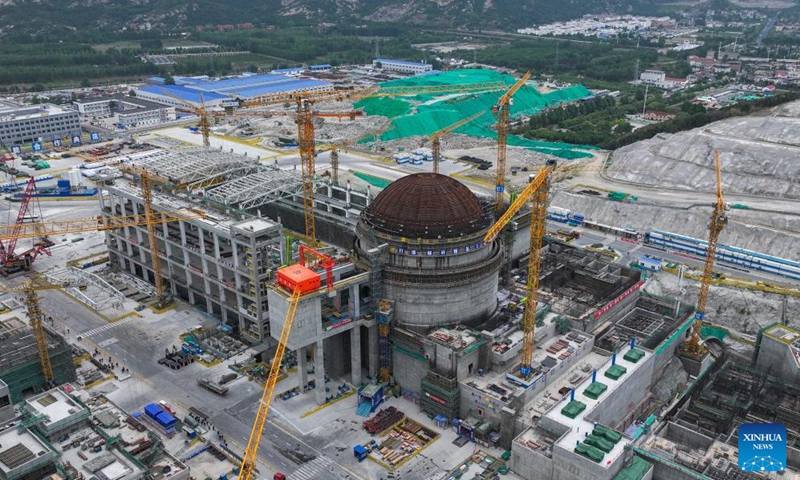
[0,0,672,37]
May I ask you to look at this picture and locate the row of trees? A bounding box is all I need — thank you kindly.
[602,92,800,150]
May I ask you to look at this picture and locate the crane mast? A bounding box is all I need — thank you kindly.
[684,150,727,356]
[493,72,532,213]
[22,283,54,384]
[239,289,302,480]
[297,98,318,247]
[485,160,557,375]
[139,170,167,305]
[430,111,484,174]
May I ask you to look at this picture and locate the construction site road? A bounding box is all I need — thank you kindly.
[34,289,359,480]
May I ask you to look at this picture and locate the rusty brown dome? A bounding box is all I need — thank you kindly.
[361,173,489,239]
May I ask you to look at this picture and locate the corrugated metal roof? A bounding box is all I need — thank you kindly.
[233,79,331,98]
[188,74,294,92]
[374,58,429,67]
[138,85,229,103]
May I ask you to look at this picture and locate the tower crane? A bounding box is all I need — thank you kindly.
[485,159,558,376]
[493,72,532,213]
[163,90,212,148]
[429,111,485,174]
[239,286,301,480]
[327,120,392,185]
[237,81,506,247]
[684,150,728,356]
[0,280,86,386]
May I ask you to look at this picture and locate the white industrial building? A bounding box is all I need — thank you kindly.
[373,58,433,74]
[73,95,177,128]
[0,102,81,145]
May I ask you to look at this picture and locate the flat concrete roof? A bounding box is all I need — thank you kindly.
[764,324,800,344]
[543,346,653,469]
[0,427,51,474]
[26,388,86,428]
[232,217,279,234]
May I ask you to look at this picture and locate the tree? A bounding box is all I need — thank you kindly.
[80,78,91,88]
[163,74,176,85]
[247,64,259,73]
[128,89,137,97]
[615,121,633,134]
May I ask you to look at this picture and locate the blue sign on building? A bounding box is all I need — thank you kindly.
[72,135,82,146]
[90,132,100,142]
[32,142,42,152]
[11,145,21,154]
[53,139,62,148]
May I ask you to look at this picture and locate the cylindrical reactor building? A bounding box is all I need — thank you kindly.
[355,173,502,329]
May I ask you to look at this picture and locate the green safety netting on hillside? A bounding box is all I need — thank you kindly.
[354,69,598,159]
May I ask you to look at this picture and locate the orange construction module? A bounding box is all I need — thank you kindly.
[276,264,321,294]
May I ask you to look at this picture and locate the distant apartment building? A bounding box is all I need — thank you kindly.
[639,70,666,85]
[640,70,688,89]
[373,58,433,74]
[0,102,81,145]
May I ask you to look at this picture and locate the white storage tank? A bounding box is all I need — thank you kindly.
[68,169,82,187]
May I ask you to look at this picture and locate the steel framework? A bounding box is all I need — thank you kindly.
[203,168,304,210]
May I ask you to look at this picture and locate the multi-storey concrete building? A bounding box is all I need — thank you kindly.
[73,95,176,128]
[0,102,81,145]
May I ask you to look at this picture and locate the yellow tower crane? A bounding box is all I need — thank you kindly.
[328,120,392,184]
[493,72,532,213]
[0,280,86,385]
[683,150,728,356]
[429,111,485,174]
[485,159,558,376]
[239,288,302,480]
[163,90,212,148]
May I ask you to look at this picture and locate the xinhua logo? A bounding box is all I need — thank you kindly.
[738,423,786,472]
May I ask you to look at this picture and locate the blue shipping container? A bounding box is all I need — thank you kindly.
[156,411,177,428]
[144,403,163,419]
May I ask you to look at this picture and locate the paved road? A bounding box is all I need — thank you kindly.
[35,292,358,480]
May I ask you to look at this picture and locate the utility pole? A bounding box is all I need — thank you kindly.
[642,84,649,115]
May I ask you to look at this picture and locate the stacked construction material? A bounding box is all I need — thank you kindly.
[364,406,405,434]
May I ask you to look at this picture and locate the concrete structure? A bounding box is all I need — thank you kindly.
[24,388,91,440]
[73,95,177,128]
[0,316,76,403]
[103,185,283,341]
[373,59,433,74]
[355,173,502,329]
[0,380,13,425]
[511,343,656,480]
[267,263,374,405]
[0,427,58,480]
[0,103,81,145]
[755,323,800,385]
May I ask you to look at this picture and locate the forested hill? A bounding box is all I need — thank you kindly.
[1,0,670,38]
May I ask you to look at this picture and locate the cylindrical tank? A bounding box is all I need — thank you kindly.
[68,168,82,187]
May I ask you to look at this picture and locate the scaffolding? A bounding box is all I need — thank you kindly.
[377,300,394,383]
[0,325,76,403]
[420,370,460,420]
